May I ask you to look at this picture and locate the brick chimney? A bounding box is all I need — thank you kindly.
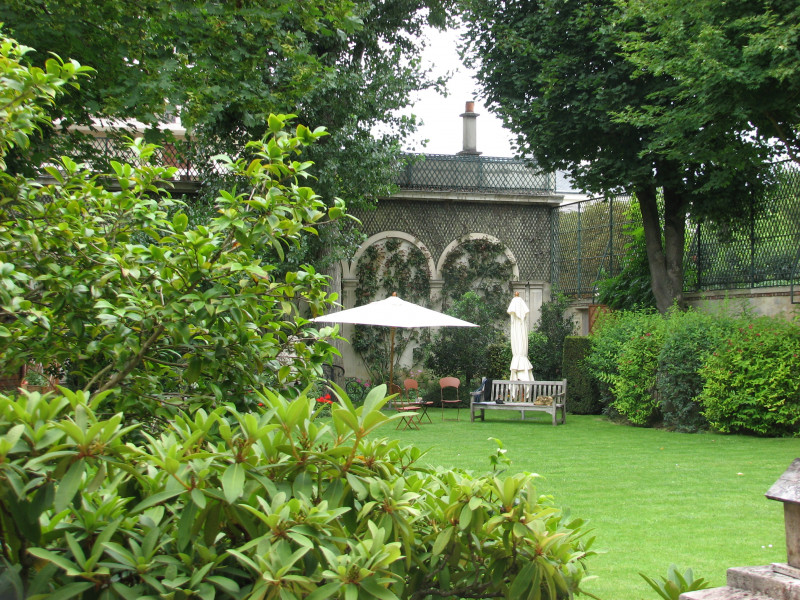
[458,101,481,155]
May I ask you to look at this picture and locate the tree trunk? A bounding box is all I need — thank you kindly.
[662,185,686,311]
[637,185,686,313]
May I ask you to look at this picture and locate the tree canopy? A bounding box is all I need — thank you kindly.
[461,0,778,312]
[618,0,800,167]
[0,0,453,209]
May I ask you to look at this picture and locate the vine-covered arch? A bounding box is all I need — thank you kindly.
[437,234,518,322]
[435,233,520,280]
[343,231,435,385]
[344,231,436,281]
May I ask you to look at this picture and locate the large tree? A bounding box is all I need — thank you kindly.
[461,0,775,313]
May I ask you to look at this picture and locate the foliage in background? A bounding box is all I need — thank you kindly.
[440,238,513,321]
[610,314,667,426]
[485,340,513,380]
[0,0,453,197]
[587,310,665,424]
[424,292,503,392]
[562,336,602,415]
[640,565,711,600]
[0,386,596,599]
[618,0,800,168]
[351,239,431,385]
[529,294,578,379]
[698,316,800,436]
[0,39,341,420]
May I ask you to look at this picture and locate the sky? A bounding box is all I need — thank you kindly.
[400,27,517,158]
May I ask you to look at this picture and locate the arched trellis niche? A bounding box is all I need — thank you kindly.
[436,234,545,331]
[337,231,437,383]
[435,233,520,281]
[342,231,436,282]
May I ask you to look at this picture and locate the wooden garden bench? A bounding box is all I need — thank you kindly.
[470,379,567,425]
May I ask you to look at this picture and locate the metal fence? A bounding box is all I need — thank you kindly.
[552,163,800,299]
[551,194,636,298]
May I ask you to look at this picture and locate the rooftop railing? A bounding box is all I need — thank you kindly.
[397,153,556,194]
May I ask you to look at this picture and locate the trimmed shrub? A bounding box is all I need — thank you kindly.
[0,387,596,598]
[613,314,666,425]
[562,336,602,414]
[586,310,665,425]
[698,316,800,436]
[656,309,736,432]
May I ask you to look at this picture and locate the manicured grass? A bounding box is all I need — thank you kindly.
[381,411,800,600]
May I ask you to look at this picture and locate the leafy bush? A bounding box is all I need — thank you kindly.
[613,314,666,425]
[0,387,596,599]
[562,336,602,414]
[586,310,665,424]
[529,294,577,379]
[0,36,342,420]
[698,316,800,436]
[656,310,736,432]
[486,340,512,380]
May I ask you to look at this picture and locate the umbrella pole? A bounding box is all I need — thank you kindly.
[388,326,396,394]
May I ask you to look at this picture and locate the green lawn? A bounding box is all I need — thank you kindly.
[381,411,800,600]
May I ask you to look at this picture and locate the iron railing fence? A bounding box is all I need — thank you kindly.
[49,136,224,180]
[552,163,800,299]
[397,153,557,194]
[552,195,637,298]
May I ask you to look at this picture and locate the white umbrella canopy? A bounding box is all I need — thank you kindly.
[312,294,477,390]
[508,293,534,381]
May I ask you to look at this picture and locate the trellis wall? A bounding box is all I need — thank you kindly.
[552,164,800,302]
[353,198,553,283]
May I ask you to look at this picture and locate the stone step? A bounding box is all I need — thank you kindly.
[727,565,800,600]
[681,587,774,600]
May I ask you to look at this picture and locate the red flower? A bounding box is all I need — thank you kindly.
[258,402,264,407]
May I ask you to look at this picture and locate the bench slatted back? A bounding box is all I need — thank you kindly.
[489,380,566,404]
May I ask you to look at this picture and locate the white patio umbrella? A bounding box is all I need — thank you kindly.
[508,293,534,381]
[312,293,477,391]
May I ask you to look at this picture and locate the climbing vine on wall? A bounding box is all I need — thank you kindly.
[352,239,431,385]
[441,238,514,322]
